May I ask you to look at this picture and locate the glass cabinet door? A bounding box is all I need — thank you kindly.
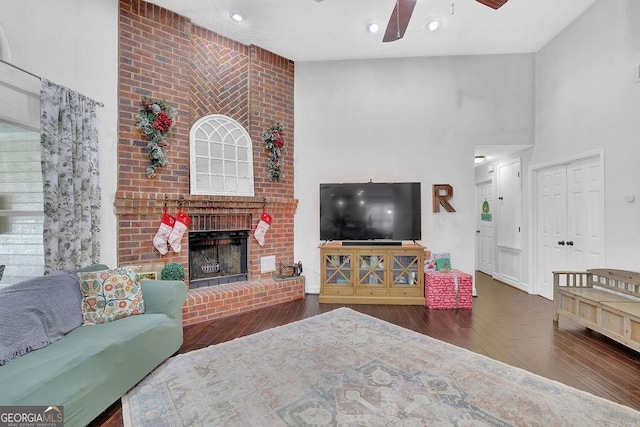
[391,254,419,286]
[357,253,385,286]
[324,253,352,285]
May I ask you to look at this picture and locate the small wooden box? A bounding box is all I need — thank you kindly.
[424,270,473,309]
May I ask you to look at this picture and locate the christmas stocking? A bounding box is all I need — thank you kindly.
[254,210,272,246]
[153,209,175,255]
[169,210,191,253]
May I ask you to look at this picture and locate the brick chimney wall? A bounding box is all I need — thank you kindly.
[116,0,296,284]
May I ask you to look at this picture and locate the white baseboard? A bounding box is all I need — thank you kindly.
[492,273,529,294]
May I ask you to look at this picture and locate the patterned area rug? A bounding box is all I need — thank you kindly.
[122,308,640,426]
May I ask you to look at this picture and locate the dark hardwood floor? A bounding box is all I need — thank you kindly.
[92,272,640,426]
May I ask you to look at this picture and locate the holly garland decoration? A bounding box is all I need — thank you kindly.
[136,97,177,178]
[263,122,285,182]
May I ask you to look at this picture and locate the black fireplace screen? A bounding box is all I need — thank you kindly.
[188,230,248,288]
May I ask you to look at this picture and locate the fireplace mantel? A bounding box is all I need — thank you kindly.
[114,191,298,216]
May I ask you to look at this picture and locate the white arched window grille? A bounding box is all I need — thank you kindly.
[190,114,254,196]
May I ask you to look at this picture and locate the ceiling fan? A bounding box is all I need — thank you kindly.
[382,0,509,42]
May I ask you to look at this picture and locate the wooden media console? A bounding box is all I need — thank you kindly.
[319,242,425,305]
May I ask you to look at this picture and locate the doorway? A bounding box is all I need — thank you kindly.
[533,152,605,300]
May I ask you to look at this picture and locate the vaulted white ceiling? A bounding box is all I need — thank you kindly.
[146,0,597,62]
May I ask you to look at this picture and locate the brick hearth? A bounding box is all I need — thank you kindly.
[182,278,304,326]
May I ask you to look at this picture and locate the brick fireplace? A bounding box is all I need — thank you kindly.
[116,0,303,325]
[188,222,250,288]
[187,214,252,288]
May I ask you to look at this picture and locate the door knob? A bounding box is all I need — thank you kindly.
[566,241,574,246]
[557,241,565,245]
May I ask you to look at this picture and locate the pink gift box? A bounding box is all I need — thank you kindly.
[424,270,473,309]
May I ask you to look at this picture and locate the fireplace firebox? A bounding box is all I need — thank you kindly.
[188,230,248,288]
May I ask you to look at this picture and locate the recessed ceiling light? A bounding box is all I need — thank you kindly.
[367,23,381,34]
[230,12,244,22]
[427,20,441,32]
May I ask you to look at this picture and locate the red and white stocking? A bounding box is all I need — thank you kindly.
[153,209,175,255]
[168,210,191,253]
[254,210,272,246]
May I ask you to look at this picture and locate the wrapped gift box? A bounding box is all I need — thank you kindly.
[424,255,436,272]
[433,252,451,271]
[424,270,473,309]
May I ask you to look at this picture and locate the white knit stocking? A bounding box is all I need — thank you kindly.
[168,211,191,253]
[254,211,272,246]
[153,212,175,255]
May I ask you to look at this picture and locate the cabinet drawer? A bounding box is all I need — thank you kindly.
[356,288,388,297]
[322,287,354,296]
[389,288,422,297]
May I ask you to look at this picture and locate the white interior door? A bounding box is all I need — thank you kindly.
[565,157,604,270]
[497,160,522,249]
[537,165,567,300]
[536,156,604,300]
[477,181,495,276]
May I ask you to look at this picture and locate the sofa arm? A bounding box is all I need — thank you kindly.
[141,280,187,320]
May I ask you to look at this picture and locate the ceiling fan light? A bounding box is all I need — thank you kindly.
[427,20,441,32]
[230,12,244,22]
[367,23,381,34]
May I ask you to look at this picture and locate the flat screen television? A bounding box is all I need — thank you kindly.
[319,182,421,242]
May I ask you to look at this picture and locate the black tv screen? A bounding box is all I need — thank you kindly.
[320,182,421,241]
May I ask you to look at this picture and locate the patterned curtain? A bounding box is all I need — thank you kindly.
[40,79,100,273]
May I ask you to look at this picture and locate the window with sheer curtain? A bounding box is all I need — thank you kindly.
[0,60,43,284]
[190,115,254,196]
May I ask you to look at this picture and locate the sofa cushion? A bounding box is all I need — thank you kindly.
[78,267,145,325]
[0,272,82,366]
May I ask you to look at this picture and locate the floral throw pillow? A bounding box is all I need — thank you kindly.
[78,267,145,325]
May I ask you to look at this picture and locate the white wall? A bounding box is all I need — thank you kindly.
[534,0,640,271]
[295,55,536,293]
[0,0,119,268]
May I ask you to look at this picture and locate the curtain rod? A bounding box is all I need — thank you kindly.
[0,58,105,107]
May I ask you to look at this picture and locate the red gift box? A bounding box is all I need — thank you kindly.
[424,270,473,309]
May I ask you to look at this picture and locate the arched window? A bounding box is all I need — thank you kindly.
[190,115,254,196]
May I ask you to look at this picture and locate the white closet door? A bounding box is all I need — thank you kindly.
[565,157,604,271]
[536,156,604,300]
[497,160,521,249]
[537,165,567,300]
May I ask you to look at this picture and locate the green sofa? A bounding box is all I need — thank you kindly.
[0,271,187,427]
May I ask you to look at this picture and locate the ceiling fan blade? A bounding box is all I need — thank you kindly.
[476,0,509,9]
[382,0,417,43]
